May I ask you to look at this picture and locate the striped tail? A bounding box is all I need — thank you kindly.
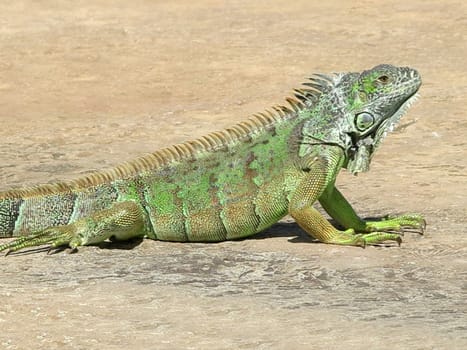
[0,182,119,237]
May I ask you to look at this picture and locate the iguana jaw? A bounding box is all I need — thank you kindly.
[373,90,420,149]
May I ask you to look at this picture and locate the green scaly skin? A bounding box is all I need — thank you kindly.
[0,64,425,255]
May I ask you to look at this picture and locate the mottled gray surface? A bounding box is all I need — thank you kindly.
[1,214,466,349]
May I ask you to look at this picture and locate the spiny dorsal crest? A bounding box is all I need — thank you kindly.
[0,73,336,200]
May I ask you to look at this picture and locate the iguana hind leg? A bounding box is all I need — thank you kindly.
[0,201,148,255]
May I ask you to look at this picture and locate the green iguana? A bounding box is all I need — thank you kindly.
[0,64,425,255]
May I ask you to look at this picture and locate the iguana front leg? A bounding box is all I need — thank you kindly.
[319,185,425,237]
[288,154,409,246]
[0,201,148,255]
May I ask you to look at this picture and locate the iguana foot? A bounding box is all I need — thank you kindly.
[326,228,402,247]
[0,201,147,255]
[0,226,78,256]
[364,213,426,235]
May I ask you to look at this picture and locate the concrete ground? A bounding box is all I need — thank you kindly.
[0,1,466,349]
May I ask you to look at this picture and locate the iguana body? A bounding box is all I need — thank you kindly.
[0,64,424,254]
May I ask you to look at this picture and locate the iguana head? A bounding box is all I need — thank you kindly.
[341,64,421,173]
[299,65,421,174]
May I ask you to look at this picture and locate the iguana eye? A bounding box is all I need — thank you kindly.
[377,75,390,84]
[355,112,375,131]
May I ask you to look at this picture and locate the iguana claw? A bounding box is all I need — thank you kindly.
[0,227,75,256]
[0,201,147,255]
[365,213,425,235]
[324,229,404,247]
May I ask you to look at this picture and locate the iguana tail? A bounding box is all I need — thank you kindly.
[0,181,117,237]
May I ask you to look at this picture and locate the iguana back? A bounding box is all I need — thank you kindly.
[0,93,310,240]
